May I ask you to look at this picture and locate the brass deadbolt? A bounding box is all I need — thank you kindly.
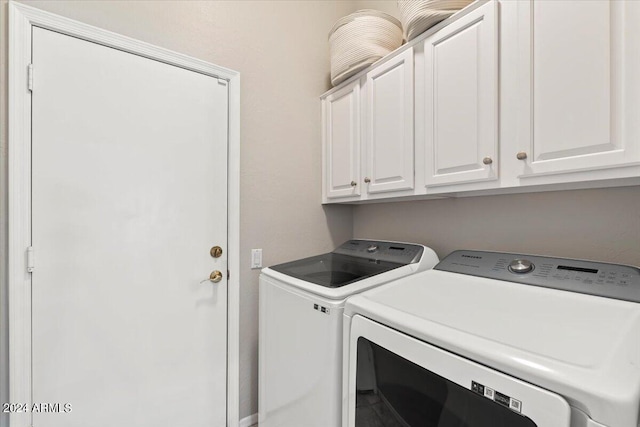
[209,270,223,283]
[210,246,223,258]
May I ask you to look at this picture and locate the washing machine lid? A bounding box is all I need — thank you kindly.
[269,252,403,288]
[345,250,640,427]
[269,240,425,288]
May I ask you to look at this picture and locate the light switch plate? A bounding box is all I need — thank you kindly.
[251,249,262,269]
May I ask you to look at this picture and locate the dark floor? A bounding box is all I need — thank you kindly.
[356,392,408,427]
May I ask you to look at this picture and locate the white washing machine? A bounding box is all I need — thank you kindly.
[258,240,439,427]
[343,250,640,427]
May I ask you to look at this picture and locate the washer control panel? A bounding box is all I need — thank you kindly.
[333,240,424,264]
[435,250,640,303]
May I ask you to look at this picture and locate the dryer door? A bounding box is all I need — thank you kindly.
[346,315,571,427]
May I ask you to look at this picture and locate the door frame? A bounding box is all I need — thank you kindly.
[7,3,241,426]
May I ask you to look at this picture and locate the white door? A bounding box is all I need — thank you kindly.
[423,1,498,187]
[31,27,228,427]
[323,80,361,200]
[364,48,414,194]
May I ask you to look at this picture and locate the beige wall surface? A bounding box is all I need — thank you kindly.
[353,186,640,267]
[0,0,355,424]
[354,0,399,19]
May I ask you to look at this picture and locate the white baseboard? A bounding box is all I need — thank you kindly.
[239,413,258,427]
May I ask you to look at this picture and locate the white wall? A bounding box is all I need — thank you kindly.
[0,1,355,424]
[0,3,9,425]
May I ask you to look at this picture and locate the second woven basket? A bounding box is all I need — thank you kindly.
[398,0,474,41]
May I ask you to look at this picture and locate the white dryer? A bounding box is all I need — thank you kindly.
[259,240,439,427]
[343,250,640,427]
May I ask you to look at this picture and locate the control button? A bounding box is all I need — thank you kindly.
[508,259,534,274]
[367,245,379,253]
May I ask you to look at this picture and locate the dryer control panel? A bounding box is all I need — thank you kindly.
[435,250,640,303]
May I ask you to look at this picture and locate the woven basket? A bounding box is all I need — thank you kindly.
[329,10,403,86]
[398,0,474,41]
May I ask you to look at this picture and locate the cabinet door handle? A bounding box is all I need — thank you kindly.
[350,181,357,187]
[482,157,493,165]
[516,152,528,160]
[364,177,371,183]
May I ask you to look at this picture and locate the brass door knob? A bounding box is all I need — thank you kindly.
[364,177,371,183]
[210,246,223,258]
[209,270,223,283]
[350,181,357,187]
[516,152,528,160]
[483,157,493,165]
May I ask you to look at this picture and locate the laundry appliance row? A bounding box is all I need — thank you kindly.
[259,240,640,427]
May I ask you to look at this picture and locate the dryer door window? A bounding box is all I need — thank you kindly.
[355,338,536,427]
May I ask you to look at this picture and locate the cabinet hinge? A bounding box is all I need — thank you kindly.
[27,246,34,273]
[27,64,33,91]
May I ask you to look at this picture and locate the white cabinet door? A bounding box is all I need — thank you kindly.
[516,0,640,177]
[423,1,498,187]
[323,80,361,200]
[364,48,414,194]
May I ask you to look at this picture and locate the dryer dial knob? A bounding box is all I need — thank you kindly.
[508,259,534,274]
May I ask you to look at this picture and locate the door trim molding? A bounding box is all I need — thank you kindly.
[7,3,241,426]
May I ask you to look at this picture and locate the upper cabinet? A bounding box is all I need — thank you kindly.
[321,0,640,204]
[422,1,498,188]
[513,0,640,178]
[364,48,415,194]
[323,79,361,200]
[322,49,416,203]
